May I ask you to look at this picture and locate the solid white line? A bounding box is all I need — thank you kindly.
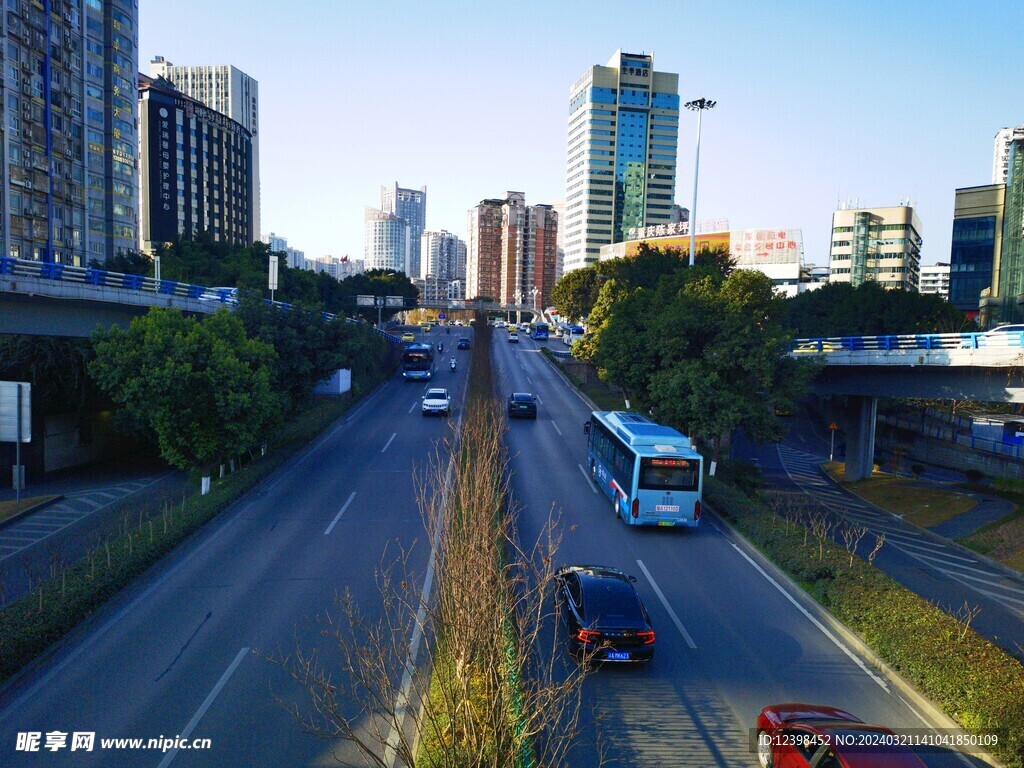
[526,375,533,384]
[381,432,397,453]
[577,464,598,494]
[324,492,357,535]
[551,421,562,436]
[156,647,249,768]
[728,540,890,692]
[408,401,417,413]
[636,560,697,650]
[888,539,975,561]
[937,568,1024,598]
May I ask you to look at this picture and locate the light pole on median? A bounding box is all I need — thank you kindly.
[684,97,717,267]
[530,286,540,315]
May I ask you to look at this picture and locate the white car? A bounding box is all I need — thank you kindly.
[198,286,239,305]
[422,388,451,417]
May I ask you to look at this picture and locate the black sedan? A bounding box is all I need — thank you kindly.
[457,337,471,349]
[507,392,537,419]
[554,565,655,663]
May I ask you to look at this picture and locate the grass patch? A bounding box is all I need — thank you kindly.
[0,495,61,523]
[704,477,1024,768]
[0,364,395,686]
[960,510,1024,569]
[823,462,976,527]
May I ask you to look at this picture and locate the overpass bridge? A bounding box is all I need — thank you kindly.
[790,332,1024,480]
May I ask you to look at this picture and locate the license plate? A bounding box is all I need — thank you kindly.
[655,504,679,512]
[658,521,675,526]
[606,651,630,661]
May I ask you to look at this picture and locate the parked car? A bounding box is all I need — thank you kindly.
[457,337,471,350]
[421,388,451,417]
[507,392,537,419]
[554,565,655,663]
[508,331,520,343]
[755,704,927,768]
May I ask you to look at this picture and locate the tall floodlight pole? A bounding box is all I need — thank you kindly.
[684,98,717,267]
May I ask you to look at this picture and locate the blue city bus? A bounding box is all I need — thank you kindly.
[529,321,549,340]
[402,343,435,381]
[585,411,702,527]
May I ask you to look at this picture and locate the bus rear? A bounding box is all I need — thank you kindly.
[530,322,549,340]
[632,453,702,527]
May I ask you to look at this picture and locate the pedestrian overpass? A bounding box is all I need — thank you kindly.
[790,332,1024,480]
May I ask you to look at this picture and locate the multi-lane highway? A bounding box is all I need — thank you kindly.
[492,326,985,768]
[0,327,470,767]
[0,322,993,767]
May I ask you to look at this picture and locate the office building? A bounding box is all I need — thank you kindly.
[150,57,260,237]
[990,136,1024,325]
[364,207,409,273]
[563,49,679,274]
[950,184,1004,317]
[1,0,138,265]
[918,263,950,298]
[827,204,922,290]
[600,227,806,297]
[306,254,360,281]
[139,75,254,252]
[381,182,426,277]
[265,232,305,270]
[993,126,1024,185]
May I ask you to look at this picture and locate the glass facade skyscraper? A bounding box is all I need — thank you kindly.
[381,182,426,277]
[562,50,679,274]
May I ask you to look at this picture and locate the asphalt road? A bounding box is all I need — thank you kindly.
[0,328,471,767]
[494,329,985,768]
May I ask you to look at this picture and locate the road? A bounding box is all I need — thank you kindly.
[493,327,983,768]
[0,328,470,767]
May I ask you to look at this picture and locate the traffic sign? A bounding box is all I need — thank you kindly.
[829,421,839,431]
[438,313,446,320]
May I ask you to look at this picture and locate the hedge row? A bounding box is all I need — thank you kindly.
[0,360,396,686]
[704,477,1024,768]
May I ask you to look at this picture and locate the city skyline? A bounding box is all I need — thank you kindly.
[138,0,1023,269]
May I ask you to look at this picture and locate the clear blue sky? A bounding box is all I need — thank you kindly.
[139,0,1022,268]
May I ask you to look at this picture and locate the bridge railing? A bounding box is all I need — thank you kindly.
[0,256,402,344]
[791,330,1024,353]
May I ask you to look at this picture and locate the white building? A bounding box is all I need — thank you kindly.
[993,125,1024,185]
[381,183,426,277]
[919,262,951,298]
[828,203,922,291]
[364,208,409,273]
[306,254,362,281]
[563,50,679,274]
[150,57,261,237]
[265,232,305,270]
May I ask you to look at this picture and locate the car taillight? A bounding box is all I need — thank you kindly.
[638,630,655,645]
[694,500,701,520]
[631,498,639,518]
[576,629,601,643]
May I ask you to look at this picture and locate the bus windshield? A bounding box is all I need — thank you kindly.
[403,350,432,370]
[639,457,699,492]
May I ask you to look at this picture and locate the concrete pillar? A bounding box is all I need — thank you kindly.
[843,395,877,481]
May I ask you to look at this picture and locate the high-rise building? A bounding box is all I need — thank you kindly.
[364,207,409,272]
[420,230,466,283]
[827,204,922,290]
[991,136,1024,324]
[563,50,679,274]
[551,200,566,283]
[950,184,1004,317]
[0,0,138,265]
[150,57,260,237]
[993,126,1024,185]
[265,232,305,269]
[381,182,426,277]
[139,76,254,252]
[467,197,506,301]
[918,263,950,297]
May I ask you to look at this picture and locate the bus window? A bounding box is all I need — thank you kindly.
[639,458,699,492]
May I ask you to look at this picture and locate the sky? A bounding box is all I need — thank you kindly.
[139,0,1023,268]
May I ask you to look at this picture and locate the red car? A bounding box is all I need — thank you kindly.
[755,704,927,768]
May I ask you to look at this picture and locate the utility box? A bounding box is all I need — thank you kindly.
[314,369,352,396]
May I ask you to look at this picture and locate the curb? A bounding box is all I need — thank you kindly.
[705,503,1006,768]
[0,495,65,530]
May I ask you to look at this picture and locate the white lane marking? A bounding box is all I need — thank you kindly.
[156,647,250,768]
[636,560,697,650]
[324,492,358,535]
[381,432,398,453]
[937,569,1024,600]
[577,464,598,494]
[408,401,417,413]
[728,541,890,692]
[888,540,976,562]
[385,405,464,767]
[526,375,533,384]
[551,421,562,436]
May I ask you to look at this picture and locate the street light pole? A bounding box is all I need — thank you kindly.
[684,97,717,267]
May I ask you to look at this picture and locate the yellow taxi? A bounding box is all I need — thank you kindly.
[401,332,416,343]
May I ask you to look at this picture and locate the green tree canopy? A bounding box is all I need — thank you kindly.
[337,269,420,322]
[89,308,283,471]
[780,281,972,337]
[550,267,603,323]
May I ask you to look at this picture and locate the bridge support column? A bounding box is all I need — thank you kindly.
[843,395,877,481]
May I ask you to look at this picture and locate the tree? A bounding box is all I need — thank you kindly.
[89,308,282,471]
[550,267,602,323]
[89,251,153,276]
[338,269,420,322]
